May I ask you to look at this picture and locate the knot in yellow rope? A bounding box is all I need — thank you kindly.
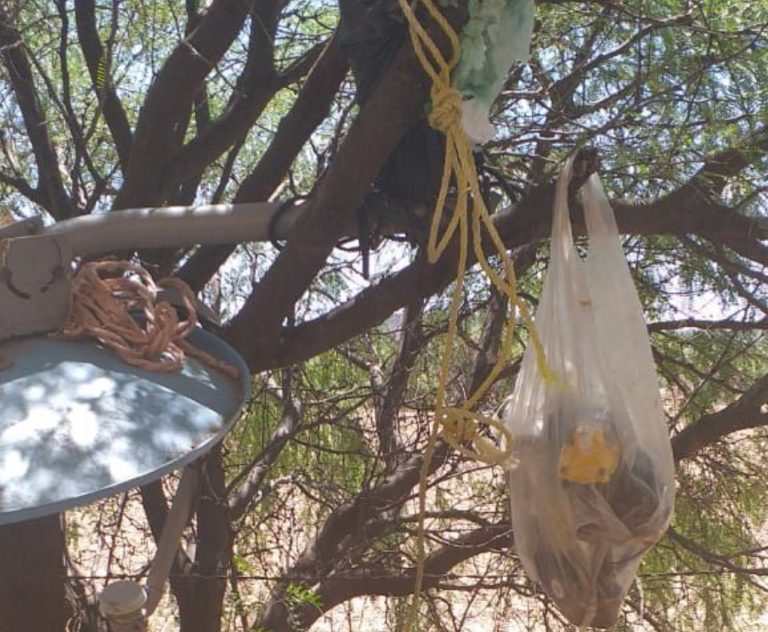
[427,85,462,134]
[438,407,478,443]
[437,407,513,465]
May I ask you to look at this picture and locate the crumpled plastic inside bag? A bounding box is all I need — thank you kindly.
[507,396,672,627]
[502,157,675,628]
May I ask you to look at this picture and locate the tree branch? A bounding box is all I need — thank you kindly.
[320,522,511,602]
[176,35,349,291]
[222,29,435,356]
[549,13,692,112]
[375,297,425,465]
[225,163,768,372]
[467,285,509,397]
[0,168,45,208]
[0,8,74,219]
[228,371,303,520]
[668,528,768,582]
[113,0,253,209]
[255,443,450,629]
[267,521,512,630]
[74,0,133,172]
[672,372,768,461]
[186,447,232,631]
[648,317,768,333]
[167,0,286,195]
[683,126,768,202]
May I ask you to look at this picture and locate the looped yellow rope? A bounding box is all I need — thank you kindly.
[395,0,560,626]
[437,407,513,463]
[59,260,239,380]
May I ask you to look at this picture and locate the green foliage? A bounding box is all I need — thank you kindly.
[283,584,323,631]
[284,583,323,611]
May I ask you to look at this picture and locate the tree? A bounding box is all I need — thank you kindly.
[1,0,768,630]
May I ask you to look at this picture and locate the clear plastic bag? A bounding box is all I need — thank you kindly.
[502,157,675,628]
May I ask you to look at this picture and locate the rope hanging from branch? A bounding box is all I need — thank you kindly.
[395,0,558,625]
[59,260,238,380]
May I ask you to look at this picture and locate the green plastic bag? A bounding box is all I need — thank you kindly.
[453,0,534,144]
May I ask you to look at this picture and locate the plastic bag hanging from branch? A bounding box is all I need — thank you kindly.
[502,157,675,629]
[453,0,535,144]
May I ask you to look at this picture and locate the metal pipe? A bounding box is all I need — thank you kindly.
[42,201,301,257]
[98,466,199,631]
[0,217,43,239]
[144,465,199,615]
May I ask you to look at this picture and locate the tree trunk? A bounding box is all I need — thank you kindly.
[0,514,68,632]
[180,448,232,632]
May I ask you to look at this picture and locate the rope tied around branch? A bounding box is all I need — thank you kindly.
[59,260,239,381]
[395,0,560,626]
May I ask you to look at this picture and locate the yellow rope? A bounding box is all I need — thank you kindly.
[395,0,558,627]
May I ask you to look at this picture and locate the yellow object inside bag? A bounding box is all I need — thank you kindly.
[559,427,621,484]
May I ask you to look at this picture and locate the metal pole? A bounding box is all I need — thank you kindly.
[42,200,300,258]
